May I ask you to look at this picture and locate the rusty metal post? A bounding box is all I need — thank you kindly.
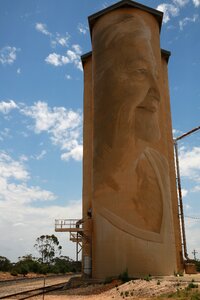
[174,140,189,261]
[76,232,78,262]
[174,125,200,262]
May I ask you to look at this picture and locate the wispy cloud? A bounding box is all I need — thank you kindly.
[157,3,179,23]
[173,128,182,138]
[179,14,199,30]
[20,101,83,162]
[192,185,200,192]
[0,46,20,65]
[17,68,21,74]
[185,219,200,260]
[65,74,72,80]
[51,33,70,48]
[35,150,47,160]
[102,2,110,8]
[179,146,200,179]
[0,151,29,181]
[157,0,200,23]
[19,154,29,162]
[173,0,189,7]
[77,23,88,35]
[0,151,55,205]
[182,188,188,197]
[0,100,18,114]
[0,100,83,162]
[61,143,83,161]
[45,44,83,71]
[0,128,11,141]
[193,0,200,7]
[35,23,51,36]
[35,22,82,71]
[45,53,69,66]
[35,22,70,48]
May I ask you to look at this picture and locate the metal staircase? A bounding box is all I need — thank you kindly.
[55,218,89,261]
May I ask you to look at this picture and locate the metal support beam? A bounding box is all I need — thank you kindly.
[174,140,189,261]
[174,124,200,262]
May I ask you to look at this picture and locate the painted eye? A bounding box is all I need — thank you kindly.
[134,68,148,80]
[136,68,147,74]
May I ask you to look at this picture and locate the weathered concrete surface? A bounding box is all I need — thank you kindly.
[82,1,183,280]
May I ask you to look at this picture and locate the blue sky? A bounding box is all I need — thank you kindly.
[0,0,200,263]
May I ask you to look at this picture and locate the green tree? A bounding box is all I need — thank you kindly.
[0,256,12,272]
[34,234,62,264]
[16,254,40,273]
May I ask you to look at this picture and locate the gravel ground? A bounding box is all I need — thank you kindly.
[32,275,200,300]
[0,275,71,298]
[1,273,200,300]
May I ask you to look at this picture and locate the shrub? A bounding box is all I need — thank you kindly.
[187,282,198,290]
[144,274,151,281]
[18,265,29,277]
[191,292,200,300]
[10,270,18,276]
[118,270,130,283]
[124,291,129,297]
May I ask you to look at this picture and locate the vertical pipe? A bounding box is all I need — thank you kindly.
[174,141,189,261]
[76,232,78,262]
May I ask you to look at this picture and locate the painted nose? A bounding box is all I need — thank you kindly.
[147,87,160,102]
[147,72,160,102]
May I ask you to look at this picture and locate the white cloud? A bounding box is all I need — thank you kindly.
[179,14,198,30]
[0,151,29,181]
[17,68,21,74]
[185,220,200,259]
[61,144,83,161]
[65,74,72,80]
[0,128,11,141]
[179,146,200,179]
[51,33,70,48]
[193,0,200,7]
[0,150,81,261]
[157,3,179,23]
[0,181,56,204]
[66,45,83,71]
[0,46,19,65]
[182,188,188,197]
[172,0,189,7]
[35,22,81,70]
[0,198,82,261]
[20,101,83,161]
[35,150,47,160]
[102,2,110,8]
[72,44,82,55]
[184,203,191,210]
[0,100,18,114]
[19,155,29,162]
[45,44,83,71]
[45,53,69,66]
[35,23,51,36]
[77,23,88,35]
[35,22,70,48]
[192,185,200,192]
[173,128,182,138]
[157,0,198,24]
[0,100,83,162]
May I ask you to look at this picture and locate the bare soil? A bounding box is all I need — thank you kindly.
[32,274,200,300]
